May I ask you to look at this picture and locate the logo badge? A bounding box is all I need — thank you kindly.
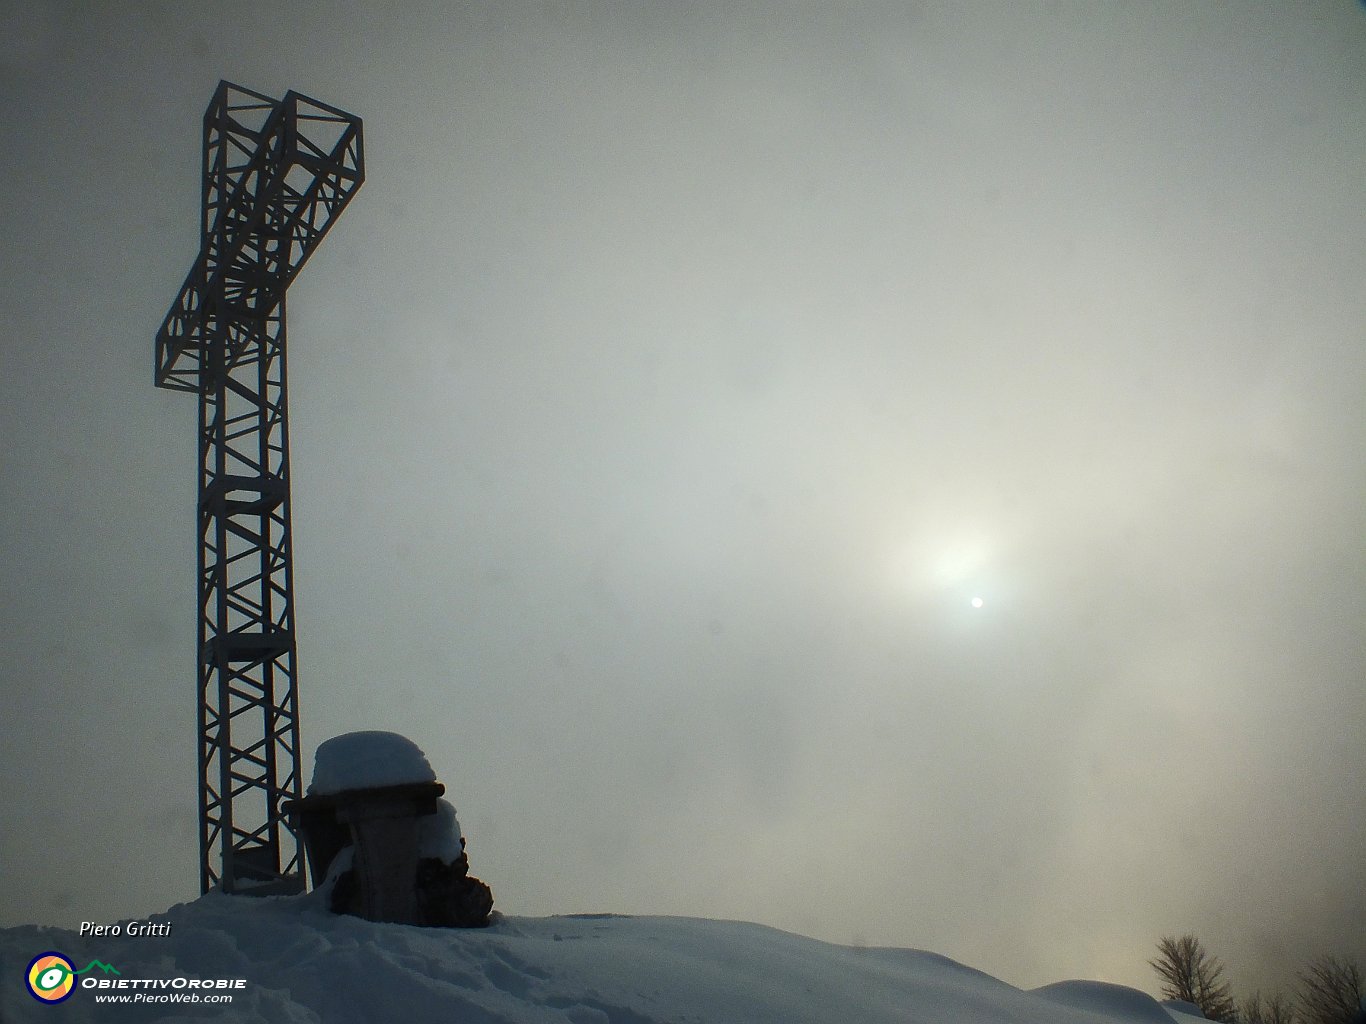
[26,952,76,1004]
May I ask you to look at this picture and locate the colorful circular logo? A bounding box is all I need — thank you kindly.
[26,952,76,1004]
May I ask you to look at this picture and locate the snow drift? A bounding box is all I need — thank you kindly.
[0,892,1205,1024]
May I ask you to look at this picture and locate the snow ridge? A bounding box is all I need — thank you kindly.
[0,894,1202,1023]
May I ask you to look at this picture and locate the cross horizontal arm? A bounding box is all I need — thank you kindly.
[155,84,365,392]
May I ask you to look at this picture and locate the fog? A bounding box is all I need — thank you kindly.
[1,0,1362,998]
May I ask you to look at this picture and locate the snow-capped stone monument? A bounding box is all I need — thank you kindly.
[286,731,493,927]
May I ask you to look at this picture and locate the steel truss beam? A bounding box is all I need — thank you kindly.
[155,81,364,894]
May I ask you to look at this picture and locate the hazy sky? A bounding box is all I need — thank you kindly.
[1,0,1362,1000]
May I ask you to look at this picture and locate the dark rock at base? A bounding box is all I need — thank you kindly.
[415,856,494,928]
[329,847,494,928]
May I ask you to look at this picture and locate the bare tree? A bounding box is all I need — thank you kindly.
[1152,934,1205,1004]
[1243,990,1297,1024]
[1150,934,1239,1022]
[1297,955,1363,1024]
[1200,972,1241,1023]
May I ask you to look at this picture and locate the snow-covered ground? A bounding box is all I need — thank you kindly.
[1,892,1210,1024]
[3,734,1213,1022]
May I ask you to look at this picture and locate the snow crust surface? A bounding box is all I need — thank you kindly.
[1034,980,1187,1022]
[0,893,1207,1024]
[1161,1000,1217,1024]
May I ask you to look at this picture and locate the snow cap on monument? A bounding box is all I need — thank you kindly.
[308,730,436,795]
